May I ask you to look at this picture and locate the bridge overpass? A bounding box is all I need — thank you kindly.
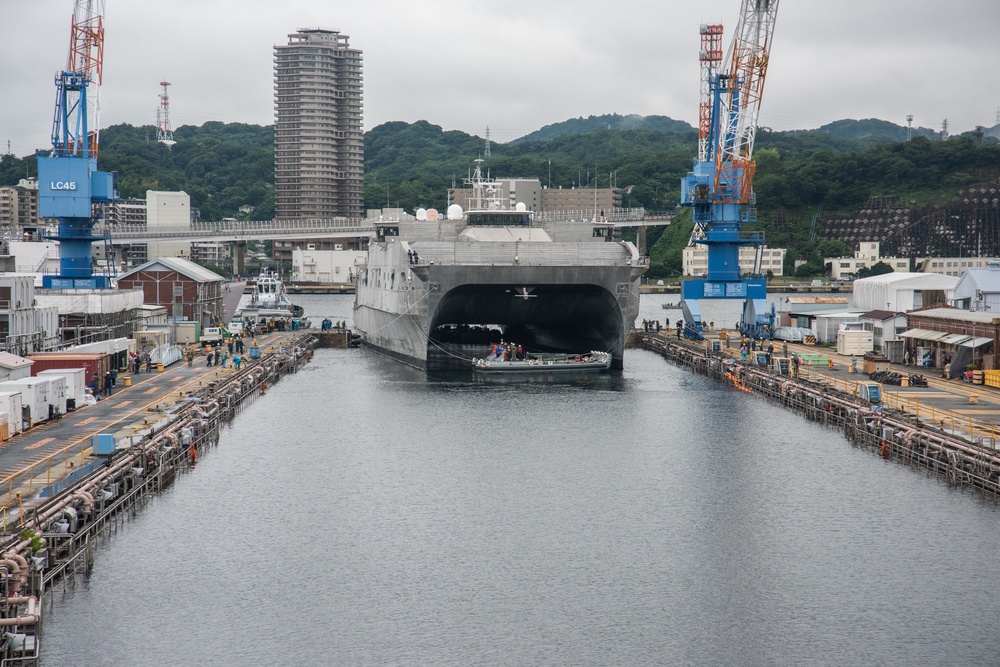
[4,208,672,245]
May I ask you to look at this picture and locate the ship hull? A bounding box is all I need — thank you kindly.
[354,250,642,371]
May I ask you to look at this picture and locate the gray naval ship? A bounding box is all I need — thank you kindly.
[353,161,647,371]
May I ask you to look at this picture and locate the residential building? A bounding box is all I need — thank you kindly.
[105,198,147,226]
[683,244,786,277]
[274,28,364,220]
[825,242,910,280]
[0,179,40,228]
[190,242,231,270]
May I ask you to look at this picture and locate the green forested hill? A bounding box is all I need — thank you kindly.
[3,116,999,279]
[0,122,275,221]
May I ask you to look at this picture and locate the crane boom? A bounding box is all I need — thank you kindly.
[679,0,780,340]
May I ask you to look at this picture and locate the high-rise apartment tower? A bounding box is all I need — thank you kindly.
[273,28,364,220]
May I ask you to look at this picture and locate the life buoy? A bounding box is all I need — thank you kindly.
[574,355,581,362]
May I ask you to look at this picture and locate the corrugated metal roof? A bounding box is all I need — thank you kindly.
[941,334,972,345]
[786,296,849,304]
[859,310,900,321]
[957,267,1000,294]
[961,337,993,348]
[118,257,224,284]
[0,353,32,370]
[910,308,999,324]
[854,272,959,288]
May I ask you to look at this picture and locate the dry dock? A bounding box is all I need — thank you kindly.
[0,332,319,665]
[633,331,1000,498]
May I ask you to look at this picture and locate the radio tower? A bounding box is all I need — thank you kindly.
[156,79,175,146]
[941,118,949,140]
[906,114,914,141]
[484,126,491,158]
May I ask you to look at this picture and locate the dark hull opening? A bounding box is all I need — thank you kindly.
[427,284,625,371]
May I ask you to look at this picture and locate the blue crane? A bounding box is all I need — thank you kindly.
[35,0,117,289]
[679,0,780,340]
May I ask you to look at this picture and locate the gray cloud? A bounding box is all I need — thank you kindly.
[2,0,998,156]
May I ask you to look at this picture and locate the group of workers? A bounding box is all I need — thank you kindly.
[320,319,348,332]
[492,342,526,362]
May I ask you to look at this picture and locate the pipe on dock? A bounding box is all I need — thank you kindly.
[0,596,37,626]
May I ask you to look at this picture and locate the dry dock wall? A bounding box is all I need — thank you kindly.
[0,334,319,666]
[633,333,1000,499]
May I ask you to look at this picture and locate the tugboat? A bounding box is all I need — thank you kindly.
[233,270,310,330]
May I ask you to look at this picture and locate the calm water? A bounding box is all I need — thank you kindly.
[41,295,1000,666]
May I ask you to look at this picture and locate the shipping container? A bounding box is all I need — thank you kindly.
[27,352,110,385]
[0,378,54,427]
[0,392,24,437]
[36,369,85,411]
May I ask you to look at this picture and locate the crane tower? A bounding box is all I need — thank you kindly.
[36,0,118,289]
[679,0,780,339]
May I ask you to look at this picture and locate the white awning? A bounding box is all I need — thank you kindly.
[900,328,930,338]
[961,337,993,348]
[941,334,972,345]
[900,329,950,341]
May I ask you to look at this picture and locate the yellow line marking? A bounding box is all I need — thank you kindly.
[117,401,133,408]
[0,367,229,485]
[143,387,158,395]
[76,417,98,425]
[25,438,55,451]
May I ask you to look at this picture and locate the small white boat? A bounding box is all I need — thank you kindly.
[661,302,680,309]
[235,270,310,327]
[473,351,612,374]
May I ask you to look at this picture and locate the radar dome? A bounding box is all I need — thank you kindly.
[415,208,427,221]
[515,202,527,212]
[426,208,439,221]
[447,204,464,220]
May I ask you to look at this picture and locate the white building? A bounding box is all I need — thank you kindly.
[825,242,909,280]
[291,248,367,284]
[953,261,1000,312]
[852,272,958,312]
[683,244,786,277]
[916,256,999,277]
[8,240,59,276]
[0,352,33,382]
[858,309,909,361]
[146,190,191,260]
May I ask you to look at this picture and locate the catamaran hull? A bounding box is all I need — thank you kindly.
[354,263,640,371]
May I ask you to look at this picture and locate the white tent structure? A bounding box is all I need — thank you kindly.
[853,272,958,312]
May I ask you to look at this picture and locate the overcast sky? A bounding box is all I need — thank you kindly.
[2,0,998,157]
